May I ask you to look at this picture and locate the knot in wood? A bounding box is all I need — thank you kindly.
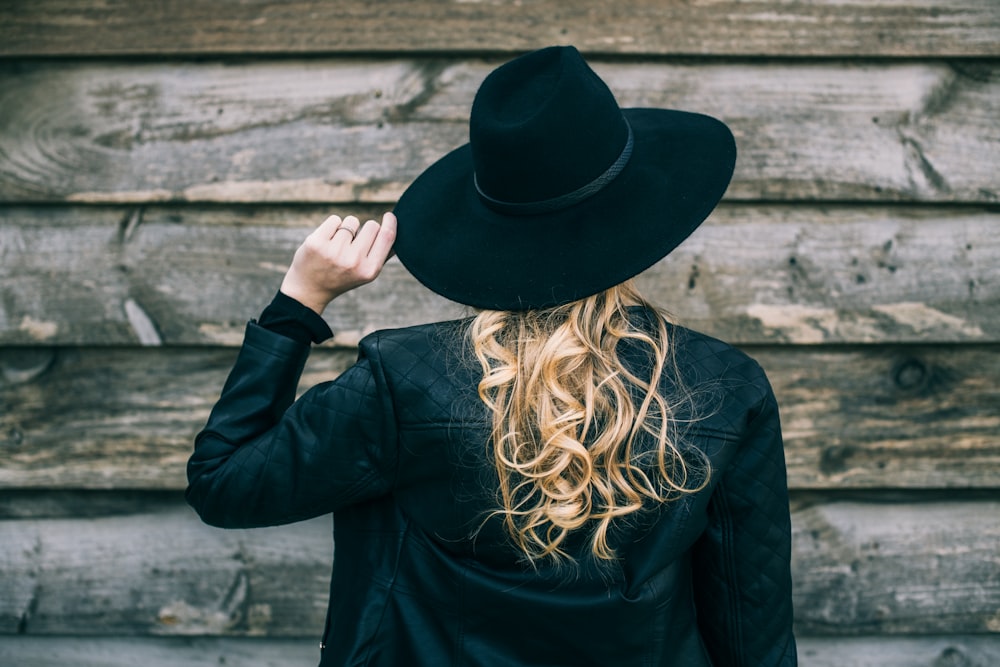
[932,646,974,667]
[0,349,56,386]
[893,358,928,391]
[820,444,855,475]
[5,427,24,447]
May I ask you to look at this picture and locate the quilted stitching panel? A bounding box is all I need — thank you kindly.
[370,324,480,424]
[689,376,798,666]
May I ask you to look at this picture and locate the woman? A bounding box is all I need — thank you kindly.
[187,46,797,666]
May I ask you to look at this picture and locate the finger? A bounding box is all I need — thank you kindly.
[364,211,397,267]
[332,215,361,243]
[352,218,381,254]
[315,214,342,239]
[341,215,361,233]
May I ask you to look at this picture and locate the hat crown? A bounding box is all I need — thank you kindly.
[393,45,736,311]
[470,46,631,206]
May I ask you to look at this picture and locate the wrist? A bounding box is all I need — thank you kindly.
[278,280,334,316]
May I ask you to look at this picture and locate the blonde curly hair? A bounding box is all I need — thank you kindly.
[470,280,708,566]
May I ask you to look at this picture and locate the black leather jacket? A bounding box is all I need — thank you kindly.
[187,311,797,666]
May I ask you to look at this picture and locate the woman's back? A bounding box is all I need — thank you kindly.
[186,44,797,666]
[186,307,792,665]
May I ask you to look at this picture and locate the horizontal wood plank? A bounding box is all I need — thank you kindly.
[1,499,998,636]
[2,345,998,491]
[0,637,316,667]
[1,60,997,204]
[1,205,997,345]
[792,500,1000,635]
[0,345,356,489]
[761,347,1000,490]
[0,507,333,638]
[1,1,997,58]
[2,635,1000,667]
[798,636,1000,667]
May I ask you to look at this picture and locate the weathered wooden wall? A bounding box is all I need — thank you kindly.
[1,2,998,665]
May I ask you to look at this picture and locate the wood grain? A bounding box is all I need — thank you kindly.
[2,635,1000,667]
[799,636,1000,667]
[0,506,334,638]
[1,0,995,657]
[1,1,997,57]
[1,205,997,345]
[1,499,998,636]
[1,60,997,204]
[2,344,998,491]
[763,347,1000,490]
[0,345,357,489]
[0,636,317,667]
[792,499,1000,635]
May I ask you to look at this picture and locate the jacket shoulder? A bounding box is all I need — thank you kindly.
[629,307,768,391]
[355,319,479,424]
[357,318,471,361]
[668,324,776,425]
[673,326,768,384]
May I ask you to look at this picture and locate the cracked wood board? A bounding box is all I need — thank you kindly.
[1,499,998,636]
[1,345,998,491]
[0,60,997,204]
[1,0,998,57]
[1,205,996,345]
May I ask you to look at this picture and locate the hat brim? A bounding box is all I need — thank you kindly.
[393,108,736,311]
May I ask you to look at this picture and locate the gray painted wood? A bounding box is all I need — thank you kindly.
[1,61,996,204]
[1,500,998,637]
[1,1,998,57]
[2,205,996,345]
[2,344,998,491]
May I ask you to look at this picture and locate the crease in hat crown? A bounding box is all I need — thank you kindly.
[469,46,633,210]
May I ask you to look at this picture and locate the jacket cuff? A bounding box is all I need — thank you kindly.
[257,290,334,344]
[243,319,314,361]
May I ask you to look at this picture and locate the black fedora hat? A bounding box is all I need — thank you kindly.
[393,46,736,311]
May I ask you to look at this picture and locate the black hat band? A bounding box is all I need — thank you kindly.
[473,121,634,216]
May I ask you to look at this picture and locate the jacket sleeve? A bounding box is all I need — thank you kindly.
[691,379,797,666]
[185,322,397,528]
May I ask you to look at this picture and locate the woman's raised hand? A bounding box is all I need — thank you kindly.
[279,212,397,315]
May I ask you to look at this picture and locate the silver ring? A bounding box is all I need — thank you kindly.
[335,225,357,239]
